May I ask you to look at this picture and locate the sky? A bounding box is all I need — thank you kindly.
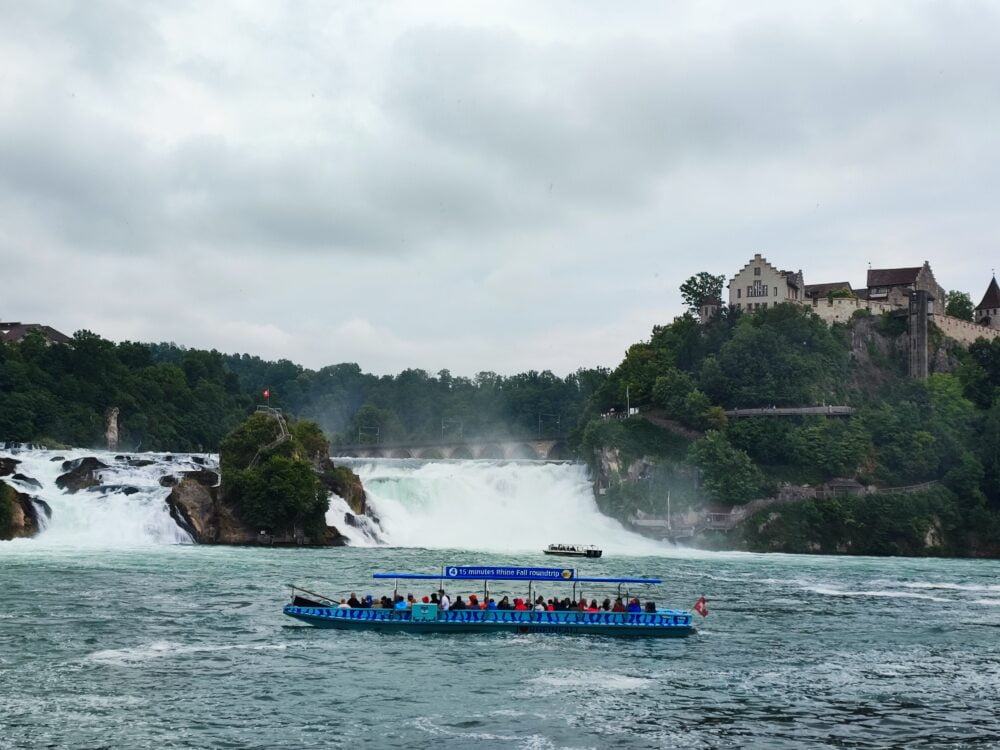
[1,1,999,376]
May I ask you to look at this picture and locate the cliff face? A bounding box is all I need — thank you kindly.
[0,481,48,540]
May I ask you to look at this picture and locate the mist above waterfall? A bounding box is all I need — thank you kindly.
[343,458,666,555]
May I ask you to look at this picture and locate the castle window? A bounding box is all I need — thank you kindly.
[737,288,741,298]
[754,267,761,276]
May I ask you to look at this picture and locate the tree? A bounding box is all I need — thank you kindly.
[680,272,725,313]
[689,430,768,503]
[945,290,974,321]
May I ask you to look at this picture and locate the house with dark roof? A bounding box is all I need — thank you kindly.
[865,261,945,311]
[0,322,72,346]
[975,277,1000,329]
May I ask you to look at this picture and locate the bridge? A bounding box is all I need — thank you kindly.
[332,436,571,461]
[724,405,855,418]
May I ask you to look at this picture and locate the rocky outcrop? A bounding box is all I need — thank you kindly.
[165,474,349,546]
[0,457,19,477]
[56,457,109,493]
[319,460,367,515]
[0,482,45,540]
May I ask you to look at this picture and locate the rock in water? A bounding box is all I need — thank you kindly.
[56,457,110,493]
[0,457,20,478]
[0,482,42,540]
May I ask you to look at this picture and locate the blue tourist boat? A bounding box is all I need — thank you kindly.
[283,565,697,638]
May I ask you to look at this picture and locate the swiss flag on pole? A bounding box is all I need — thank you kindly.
[263,389,270,398]
[693,597,709,617]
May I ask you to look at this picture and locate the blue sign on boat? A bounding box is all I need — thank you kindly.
[443,566,575,581]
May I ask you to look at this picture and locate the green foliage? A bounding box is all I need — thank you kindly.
[220,413,328,535]
[227,456,326,533]
[828,287,856,299]
[740,486,963,556]
[946,290,975,321]
[689,430,768,503]
[679,272,726,313]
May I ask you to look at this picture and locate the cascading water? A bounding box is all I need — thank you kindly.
[341,458,667,555]
[0,448,196,547]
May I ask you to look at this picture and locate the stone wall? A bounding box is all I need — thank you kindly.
[931,314,1000,345]
[803,296,895,324]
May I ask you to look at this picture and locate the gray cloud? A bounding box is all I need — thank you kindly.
[1,2,998,374]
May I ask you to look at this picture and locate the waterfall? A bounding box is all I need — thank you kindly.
[0,448,196,547]
[342,458,666,555]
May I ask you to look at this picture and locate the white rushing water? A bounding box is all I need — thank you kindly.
[1,448,197,547]
[3,447,666,554]
[343,458,667,555]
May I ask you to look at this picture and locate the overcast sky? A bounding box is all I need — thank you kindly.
[2,2,998,376]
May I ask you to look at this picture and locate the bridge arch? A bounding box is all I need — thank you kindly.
[506,443,540,460]
[450,445,474,460]
[545,441,572,461]
[387,448,412,459]
[414,447,444,460]
[477,443,505,460]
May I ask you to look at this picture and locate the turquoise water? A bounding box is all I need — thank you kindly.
[2,545,998,749]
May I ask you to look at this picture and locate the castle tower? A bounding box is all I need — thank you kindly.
[908,289,931,379]
[975,276,1000,329]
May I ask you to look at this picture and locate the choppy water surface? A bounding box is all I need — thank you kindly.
[2,546,999,749]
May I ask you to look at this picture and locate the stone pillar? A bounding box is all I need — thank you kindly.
[908,290,930,379]
[105,407,120,451]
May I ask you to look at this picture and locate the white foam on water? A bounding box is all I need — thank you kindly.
[529,671,653,691]
[87,639,288,665]
[972,598,1000,606]
[805,585,950,602]
[344,458,669,555]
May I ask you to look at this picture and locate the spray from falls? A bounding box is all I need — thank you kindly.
[342,458,666,555]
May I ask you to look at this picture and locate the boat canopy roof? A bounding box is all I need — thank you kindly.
[372,565,661,585]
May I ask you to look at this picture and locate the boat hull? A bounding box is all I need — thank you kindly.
[543,549,602,558]
[283,605,695,638]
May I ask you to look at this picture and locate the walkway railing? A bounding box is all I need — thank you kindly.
[248,406,290,469]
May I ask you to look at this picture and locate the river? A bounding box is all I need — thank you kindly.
[1,450,998,748]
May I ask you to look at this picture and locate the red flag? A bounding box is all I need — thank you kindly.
[263,389,270,398]
[693,596,709,617]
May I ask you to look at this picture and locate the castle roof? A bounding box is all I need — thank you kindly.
[977,277,1000,311]
[804,281,853,299]
[867,267,922,287]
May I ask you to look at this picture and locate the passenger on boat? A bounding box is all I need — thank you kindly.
[514,598,528,611]
[626,599,642,613]
[644,601,657,613]
[337,599,350,608]
[451,596,467,610]
[347,593,361,608]
[421,596,430,604]
[497,595,511,610]
[612,598,625,612]
[438,590,451,610]
[533,597,545,611]
[601,598,612,611]
[486,598,497,610]
[393,595,409,610]
[468,594,479,609]
[589,599,600,612]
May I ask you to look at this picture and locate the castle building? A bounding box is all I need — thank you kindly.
[727,254,804,312]
[975,277,1000,329]
[803,281,855,301]
[865,262,945,313]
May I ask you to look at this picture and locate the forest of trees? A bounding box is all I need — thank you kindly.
[0,330,606,451]
[575,298,1000,543]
